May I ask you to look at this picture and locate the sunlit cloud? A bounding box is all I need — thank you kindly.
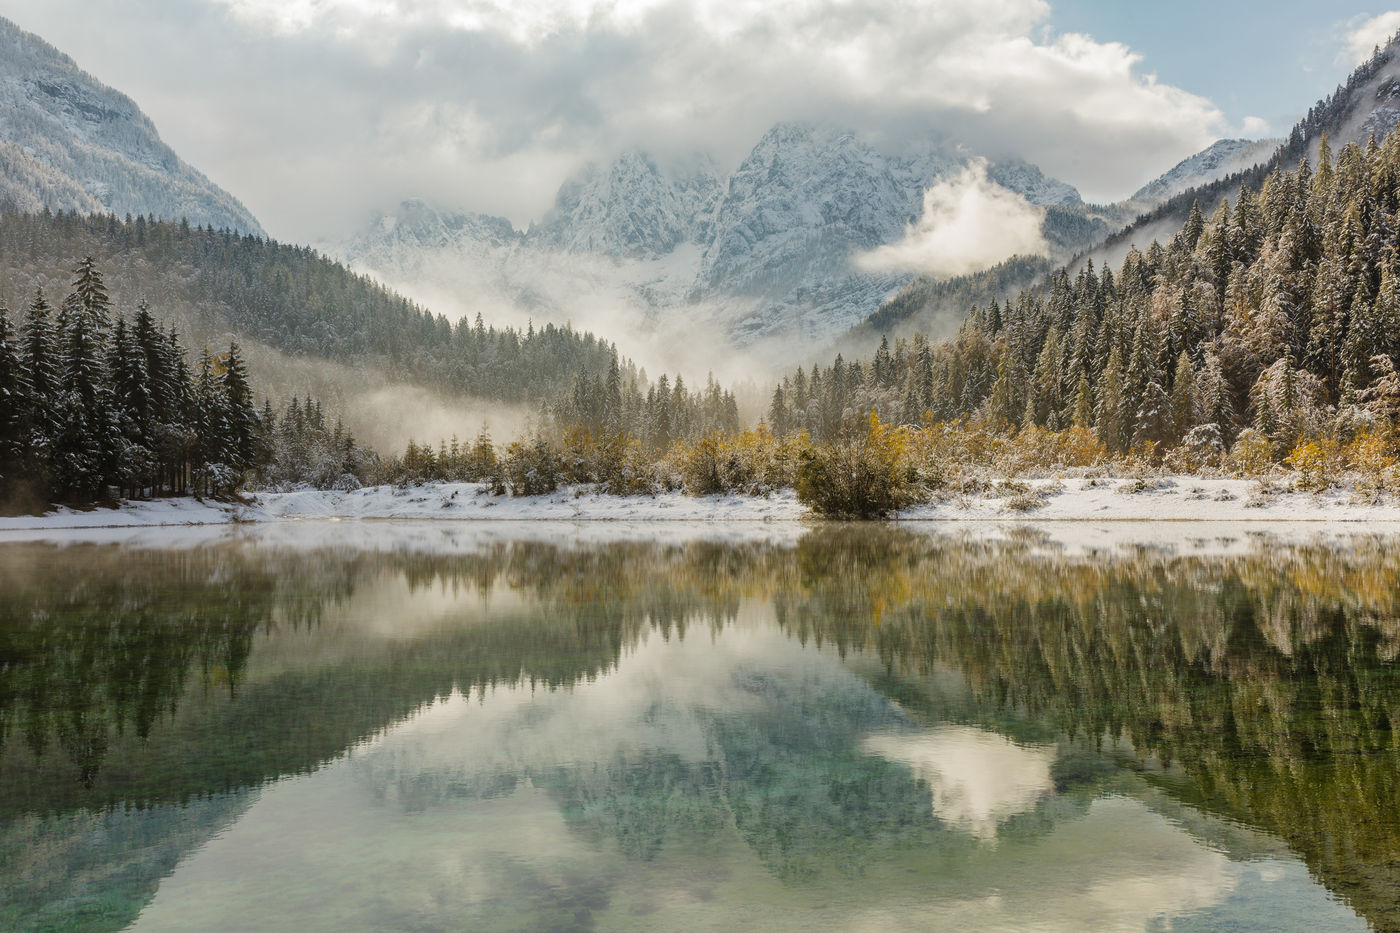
[1242,115,1272,136]
[855,160,1048,278]
[3,0,1229,239]
[186,0,1224,234]
[1341,10,1400,65]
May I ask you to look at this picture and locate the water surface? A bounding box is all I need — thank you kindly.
[3,523,1398,931]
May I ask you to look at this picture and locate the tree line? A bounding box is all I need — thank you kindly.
[0,209,626,406]
[769,129,1400,463]
[0,258,259,506]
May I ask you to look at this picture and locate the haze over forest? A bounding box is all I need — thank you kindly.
[4,1,1400,506]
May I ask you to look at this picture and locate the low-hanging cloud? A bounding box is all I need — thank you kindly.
[1342,10,1400,65]
[1,0,1230,242]
[855,160,1048,278]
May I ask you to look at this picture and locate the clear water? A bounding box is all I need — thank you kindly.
[2,524,1397,932]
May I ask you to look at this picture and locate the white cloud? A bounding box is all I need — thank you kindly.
[855,160,1048,278]
[3,0,1228,239]
[1242,115,1271,136]
[1342,10,1400,64]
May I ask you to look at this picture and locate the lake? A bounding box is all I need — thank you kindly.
[2,522,1398,932]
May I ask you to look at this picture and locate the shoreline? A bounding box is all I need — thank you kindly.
[2,476,1399,532]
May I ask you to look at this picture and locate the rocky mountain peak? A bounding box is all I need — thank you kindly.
[530,149,720,258]
[0,15,265,236]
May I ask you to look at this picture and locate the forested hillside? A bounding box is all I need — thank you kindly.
[769,130,1400,462]
[0,210,623,407]
[0,16,264,236]
[0,225,751,507]
[861,37,1400,338]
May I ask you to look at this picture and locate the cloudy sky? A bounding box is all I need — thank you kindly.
[4,0,1396,243]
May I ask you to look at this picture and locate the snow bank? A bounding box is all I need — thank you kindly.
[0,496,245,530]
[1,476,1398,539]
[900,476,1400,523]
[252,482,801,523]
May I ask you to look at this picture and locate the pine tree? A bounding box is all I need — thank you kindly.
[1071,370,1093,429]
[19,289,59,466]
[768,386,790,436]
[1170,351,1199,441]
[1024,328,1063,427]
[1181,200,1205,251]
[0,307,21,483]
[108,315,154,497]
[987,348,1020,430]
[1134,380,1173,449]
[1095,345,1129,452]
[52,259,115,499]
[872,336,894,388]
[220,343,258,473]
[603,356,623,433]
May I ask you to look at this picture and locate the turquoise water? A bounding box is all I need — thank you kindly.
[1,525,1395,931]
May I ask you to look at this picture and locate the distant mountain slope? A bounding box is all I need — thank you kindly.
[1130,138,1279,204]
[1087,33,1400,267]
[856,34,1400,344]
[855,133,1275,342]
[336,123,1101,368]
[529,150,720,258]
[0,211,629,452]
[0,15,265,236]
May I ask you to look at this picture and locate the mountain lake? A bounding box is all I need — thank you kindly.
[2,521,1398,932]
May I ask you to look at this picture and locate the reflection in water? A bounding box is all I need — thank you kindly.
[0,527,1396,930]
[861,726,1056,841]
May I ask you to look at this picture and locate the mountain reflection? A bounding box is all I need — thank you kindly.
[1,527,1396,931]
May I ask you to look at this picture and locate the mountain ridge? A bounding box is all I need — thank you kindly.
[852,33,1400,344]
[0,15,265,237]
[335,122,1103,364]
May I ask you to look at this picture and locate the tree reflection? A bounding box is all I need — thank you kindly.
[3,530,1400,929]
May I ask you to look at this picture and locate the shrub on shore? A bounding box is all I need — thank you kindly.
[795,414,921,519]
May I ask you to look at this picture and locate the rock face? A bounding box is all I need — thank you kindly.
[530,151,720,258]
[338,123,1091,355]
[343,200,519,262]
[697,125,944,301]
[1130,138,1280,204]
[0,15,264,236]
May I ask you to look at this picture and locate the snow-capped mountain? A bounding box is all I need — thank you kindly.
[0,15,264,236]
[856,33,1400,346]
[1130,138,1279,204]
[342,200,520,265]
[336,123,1090,364]
[1086,34,1400,270]
[986,160,1082,208]
[529,151,720,258]
[696,124,952,301]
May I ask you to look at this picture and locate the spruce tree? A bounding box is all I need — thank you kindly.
[52,259,115,499]
[0,307,21,484]
[1170,351,1199,441]
[220,343,258,473]
[19,289,59,465]
[1095,345,1128,452]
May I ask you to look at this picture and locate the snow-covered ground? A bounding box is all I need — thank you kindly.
[902,475,1400,522]
[3,477,1398,557]
[1,476,1398,537]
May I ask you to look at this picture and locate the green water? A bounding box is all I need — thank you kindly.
[2,524,1398,932]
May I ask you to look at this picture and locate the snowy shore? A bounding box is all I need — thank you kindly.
[1,475,1399,533]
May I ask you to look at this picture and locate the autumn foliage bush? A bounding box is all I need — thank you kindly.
[496,436,562,496]
[677,426,807,496]
[795,414,922,519]
[387,401,1400,513]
